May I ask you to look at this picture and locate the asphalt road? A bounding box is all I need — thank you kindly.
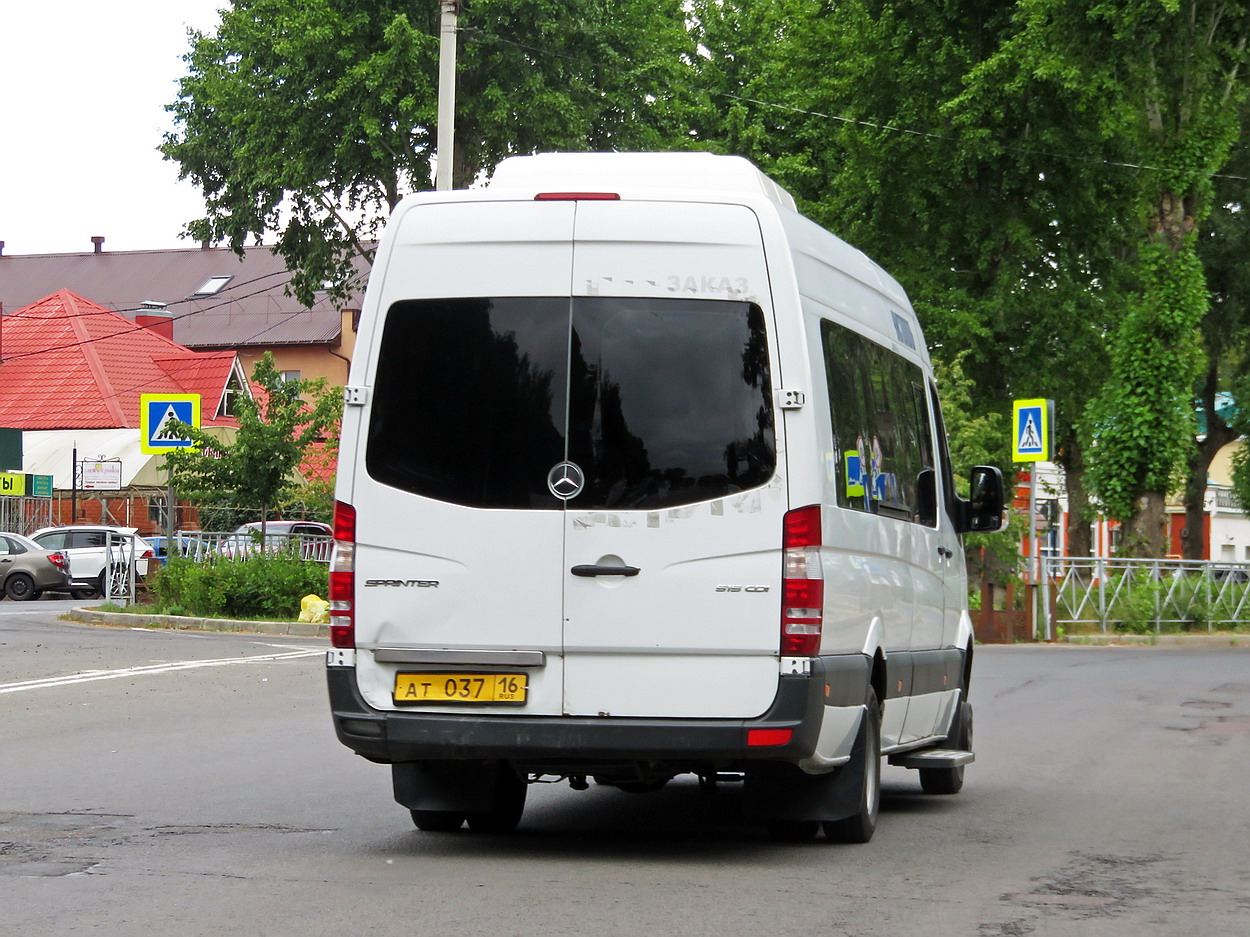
[2,606,1248,937]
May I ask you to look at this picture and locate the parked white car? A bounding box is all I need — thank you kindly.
[29,526,155,598]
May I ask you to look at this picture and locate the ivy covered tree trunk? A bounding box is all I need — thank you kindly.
[1088,227,1204,557]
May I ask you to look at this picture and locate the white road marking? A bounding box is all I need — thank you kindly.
[0,649,323,694]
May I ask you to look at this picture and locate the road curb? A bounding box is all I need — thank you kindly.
[64,606,329,640]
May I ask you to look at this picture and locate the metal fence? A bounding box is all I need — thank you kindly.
[169,530,334,564]
[1042,556,1250,634]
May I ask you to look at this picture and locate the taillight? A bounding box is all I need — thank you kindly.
[47,551,69,572]
[781,505,823,656]
[329,500,356,649]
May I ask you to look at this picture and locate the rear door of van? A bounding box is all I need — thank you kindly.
[561,200,785,718]
[352,197,787,721]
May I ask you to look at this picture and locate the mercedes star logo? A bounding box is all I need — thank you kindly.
[547,461,585,500]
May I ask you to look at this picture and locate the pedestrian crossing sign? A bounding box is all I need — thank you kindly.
[1012,398,1053,462]
[140,394,201,455]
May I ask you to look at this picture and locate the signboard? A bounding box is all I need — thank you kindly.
[0,472,26,496]
[1012,398,1054,463]
[0,474,52,498]
[80,460,123,491]
[140,394,201,455]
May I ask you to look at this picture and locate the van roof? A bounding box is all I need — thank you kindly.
[487,152,798,212]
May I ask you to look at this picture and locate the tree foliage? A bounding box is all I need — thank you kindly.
[162,0,695,305]
[163,352,342,528]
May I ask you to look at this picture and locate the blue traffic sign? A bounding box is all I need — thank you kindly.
[140,394,201,454]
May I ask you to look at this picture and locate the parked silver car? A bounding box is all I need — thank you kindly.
[0,532,72,601]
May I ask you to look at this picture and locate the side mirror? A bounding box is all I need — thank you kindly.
[958,465,1006,533]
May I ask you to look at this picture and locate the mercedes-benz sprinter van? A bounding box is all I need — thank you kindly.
[327,152,1005,842]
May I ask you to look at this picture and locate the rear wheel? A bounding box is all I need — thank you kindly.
[465,765,527,834]
[410,810,465,832]
[822,688,881,844]
[5,573,36,601]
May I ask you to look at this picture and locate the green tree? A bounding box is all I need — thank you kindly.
[162,0,695,306]
[689,1,1130,557]
[980,1,1250,556]
[1201,135,1250,522]
[163,353,342,531]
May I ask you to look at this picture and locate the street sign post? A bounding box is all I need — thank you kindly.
[141,394,201,549]
[1012,398,1056,642]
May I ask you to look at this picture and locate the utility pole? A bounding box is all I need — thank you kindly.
[436,1,460,191]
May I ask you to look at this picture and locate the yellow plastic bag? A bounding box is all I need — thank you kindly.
[299,593,330,624]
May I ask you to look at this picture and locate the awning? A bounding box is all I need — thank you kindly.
[18,427,238,491]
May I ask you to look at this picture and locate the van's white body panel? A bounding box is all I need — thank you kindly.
[330,153,975,803]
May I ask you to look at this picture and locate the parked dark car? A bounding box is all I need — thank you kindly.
[0,532,72,601]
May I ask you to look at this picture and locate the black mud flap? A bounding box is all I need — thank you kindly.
[392,760,511,813]
[744,708,868,823]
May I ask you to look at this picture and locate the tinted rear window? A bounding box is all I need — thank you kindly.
[367,297,775,510]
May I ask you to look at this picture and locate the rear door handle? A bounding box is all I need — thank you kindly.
[571,565,640,578]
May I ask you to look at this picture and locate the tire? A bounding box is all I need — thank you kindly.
[5,573,36,601]
[465,765,527,834]
[919,700,972,796]
[823,688,881,844]
[410,810,465,832]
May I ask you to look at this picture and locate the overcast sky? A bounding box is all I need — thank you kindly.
[0,1,226,256]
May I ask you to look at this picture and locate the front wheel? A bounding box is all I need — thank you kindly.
[5,573,36,601]
[823,688,881,844]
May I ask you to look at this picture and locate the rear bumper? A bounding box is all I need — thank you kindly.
[327,655,869,770]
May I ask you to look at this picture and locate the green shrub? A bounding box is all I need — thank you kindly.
[150,554,328,620]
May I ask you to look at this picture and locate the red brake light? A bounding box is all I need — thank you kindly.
[748,728,794,747]
[781,505,823,656]
[47,551,69,571]
[329,500,356,649]
[534,192,621,200]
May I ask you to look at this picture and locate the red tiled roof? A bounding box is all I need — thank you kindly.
[0,289,246,430]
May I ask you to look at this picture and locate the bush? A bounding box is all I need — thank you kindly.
[150,553,328,620]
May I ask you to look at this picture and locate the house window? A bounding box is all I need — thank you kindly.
[189,275,233,298]
[219,374,244,418]
[280,370,301,383]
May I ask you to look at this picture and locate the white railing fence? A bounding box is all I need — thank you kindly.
[1042,556,1250,634]
[168,530,333,564]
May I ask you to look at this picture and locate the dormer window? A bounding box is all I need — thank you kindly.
[190,275,233,298]
[218,372,245,417]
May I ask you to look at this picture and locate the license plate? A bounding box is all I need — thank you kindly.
[394,673,528,704]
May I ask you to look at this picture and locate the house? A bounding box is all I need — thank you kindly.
[0,289,255,534]
[0,239,368,387]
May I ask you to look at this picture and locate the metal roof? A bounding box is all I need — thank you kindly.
[0,244,369,349]
[0,290,246,430]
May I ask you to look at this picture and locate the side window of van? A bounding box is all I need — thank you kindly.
[821,320,936,525]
